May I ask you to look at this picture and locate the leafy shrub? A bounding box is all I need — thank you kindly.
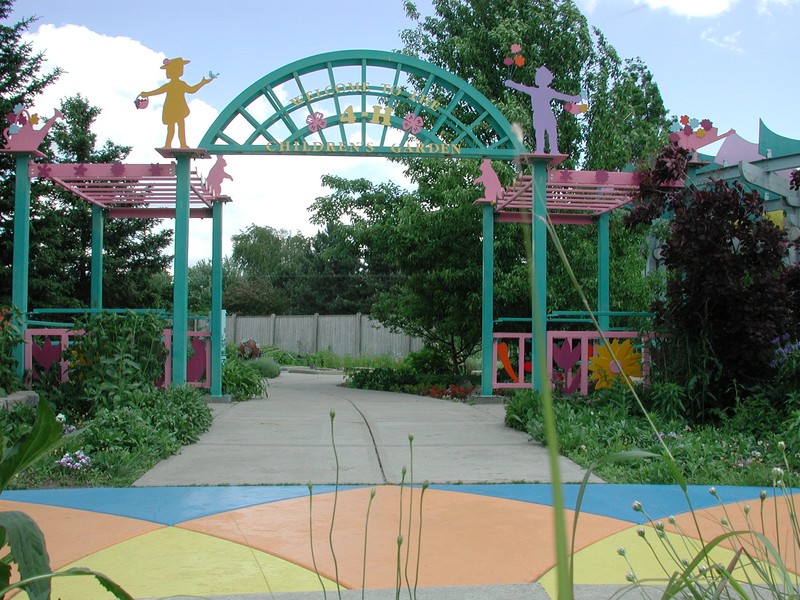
[0,307,23,395]
[222,358,267,401]
[64,311,167,415]
[405,347,454,377]
[344,366,418,391]
[259,344,298,365]
[248,356,282,378]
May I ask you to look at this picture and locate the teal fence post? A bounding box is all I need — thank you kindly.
[10,154,32,378]
[597,212,610,331]
[90,204,104,310]
[480,202,495,397]
[171,153,191,386]
[210,196,228,398]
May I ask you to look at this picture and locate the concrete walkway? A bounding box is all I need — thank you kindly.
[134,371,600,486]
[3,371,787,599]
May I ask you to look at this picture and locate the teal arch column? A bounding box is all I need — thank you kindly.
[210,196,229,398]
[480,202,495,397]
[597,212,610,331]
[163,149,196,386]
[90,205,104,309]
[531,158,549,393]
[9,153,34,378]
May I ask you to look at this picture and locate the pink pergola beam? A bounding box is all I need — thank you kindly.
[29,162,216,211]
[108,208,214,219]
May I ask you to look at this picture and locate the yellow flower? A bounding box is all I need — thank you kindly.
[588,339,642,389]
[696,128,706,138]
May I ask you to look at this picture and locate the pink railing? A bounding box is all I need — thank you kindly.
[493,330,650,394]
[25,328,211,389]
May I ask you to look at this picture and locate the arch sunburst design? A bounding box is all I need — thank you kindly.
[199,50,524,159]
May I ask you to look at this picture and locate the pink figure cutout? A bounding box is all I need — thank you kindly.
[505,66,581,154]
[3,108,62,152]
[205,155,233,198]
[670,126,736,160]
[475,159,503,204]
[139,57,212,148]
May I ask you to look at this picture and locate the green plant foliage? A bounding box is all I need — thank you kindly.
[248,356,282,379]
[259,345,297,365]
[222,358,267,401]
[0,307,23,395]
[627,145,797,418]
[507,387,796,487]
[63,311,167,415]
[344,366,418,392]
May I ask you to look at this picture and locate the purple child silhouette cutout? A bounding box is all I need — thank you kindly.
[205,155,233,198]
[505,66,581,154]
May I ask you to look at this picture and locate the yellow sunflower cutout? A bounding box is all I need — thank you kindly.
[588,339,642,389]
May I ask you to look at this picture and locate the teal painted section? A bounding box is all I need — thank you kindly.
[199,50,524,160]
[531,160,548,393]
[480,203,495,397]
[11,154,31,378]
[172,155,191,385]
[759,120,800,158]
[597,213,610,331]
[210,200,224,397]
[90,205,104,310]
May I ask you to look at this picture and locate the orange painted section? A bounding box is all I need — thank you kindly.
[179,486,630,589]
[0,500,163,570]
[666,496,800,574]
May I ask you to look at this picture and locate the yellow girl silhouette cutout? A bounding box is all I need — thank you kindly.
[139,57,212,148]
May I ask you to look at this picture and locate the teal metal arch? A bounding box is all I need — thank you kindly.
[200,49,525,159]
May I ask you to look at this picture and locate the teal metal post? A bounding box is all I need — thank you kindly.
[90,204,104,310]
[597,212,610,331]
[210,198,226,397]
[172,154,191,385]
[480,202,495,397]
[10,154,32,378]
[531,159,549,393]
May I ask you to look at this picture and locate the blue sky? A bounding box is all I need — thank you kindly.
[7,0,799,262]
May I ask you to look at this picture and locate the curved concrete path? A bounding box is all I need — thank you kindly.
[4,372,792,599]
[133,371,600,486]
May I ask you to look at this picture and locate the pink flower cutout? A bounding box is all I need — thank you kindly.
[510,44,522,53]
[306,112,327,133]
[402,113,423,135]
[73,164,88,176]
[503,57,513,66]
[700,118,713,131]
[111,162,126,176]
[36,164,52,178]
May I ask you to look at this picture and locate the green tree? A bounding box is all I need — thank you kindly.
[0,0,61,305]
[285,222,388,314]
[401,0,669,169]
[226,225,300,315]
[187,257,241,314]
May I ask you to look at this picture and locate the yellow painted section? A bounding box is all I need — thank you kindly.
[46,527,338,600]
[539,525,787,598]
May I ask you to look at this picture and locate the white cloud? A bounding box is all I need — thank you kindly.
[757,0,800,15]
[634,0,736,17]
[700,27,744,52]
[21,24,413,265]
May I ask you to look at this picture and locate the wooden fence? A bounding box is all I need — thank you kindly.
[225,314,425,358]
